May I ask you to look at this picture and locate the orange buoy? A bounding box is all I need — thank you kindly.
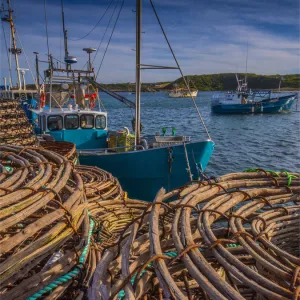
[40,91,46,108]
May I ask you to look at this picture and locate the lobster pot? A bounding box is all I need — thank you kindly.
[108,131,135,152]
[89,170,300,300]
[0,98,37,146]
[39,141,78,163]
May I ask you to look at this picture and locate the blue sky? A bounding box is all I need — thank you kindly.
[0,0,299,84]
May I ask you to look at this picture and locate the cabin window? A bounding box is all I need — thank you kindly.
[42,116,46,131]
[80,114,94,129]
[95,115,106,129]
[65,114,79,129]
[47,115,63,131]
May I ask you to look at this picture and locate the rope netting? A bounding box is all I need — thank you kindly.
[39,141,78,164]
[89,171,300,300]
[0,145,89,299]
[0,99,37,146]
[0,144,299,299]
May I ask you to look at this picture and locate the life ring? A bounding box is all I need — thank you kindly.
[89,93,97,108]
[70,93,97,100]
[40,91,46,108]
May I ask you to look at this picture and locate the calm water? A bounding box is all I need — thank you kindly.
[99,91,300,176]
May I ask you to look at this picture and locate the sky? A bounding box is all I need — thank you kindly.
[0,0,299,84]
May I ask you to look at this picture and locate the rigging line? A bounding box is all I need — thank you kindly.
[43,0,50,62]
[15,29,37,88]
[245,41,249,83]
[96,0,124,80]
[149,0,211,140]
[60,14,62,68]
[81,0,119,71]
[68,0,115,41]
[1,11,13,87]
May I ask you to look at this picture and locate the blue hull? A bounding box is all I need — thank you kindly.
[212,94,297,114]
[79,140,214,201]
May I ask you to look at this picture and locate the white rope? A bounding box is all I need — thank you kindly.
[183,142,193,181]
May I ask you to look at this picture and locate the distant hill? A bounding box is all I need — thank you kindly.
[26,73,299,92]
[100,73,299,91]
[164,73,300,91]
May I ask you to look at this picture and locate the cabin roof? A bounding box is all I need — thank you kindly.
[31,108,107,116]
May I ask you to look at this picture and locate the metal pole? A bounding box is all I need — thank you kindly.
[34,52,40,92]
[7,0,21,89]
[4,78,7,90]
[88,53,91,71]
[245,41,248,87]
[278,79,281,92]
[21,70,26,90]
[135,0,142,146]
[61,0,69,70]
[49,70,53,112]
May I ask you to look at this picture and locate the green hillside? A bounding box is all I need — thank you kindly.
[165,73,300,91]
[27,73,299,92]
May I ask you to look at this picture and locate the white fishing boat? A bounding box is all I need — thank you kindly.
[168,81,198,98]
[169,88,198,98]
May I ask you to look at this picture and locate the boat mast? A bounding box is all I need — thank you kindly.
[135,0,142,145]
[6,0,21,89]
[245,41,248,89]
[61,0,69,70]
[33,52,40,92]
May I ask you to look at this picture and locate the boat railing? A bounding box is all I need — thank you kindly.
[151,135,191,147]
[78,145,145,155]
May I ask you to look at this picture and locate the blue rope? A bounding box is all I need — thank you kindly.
[27,215,94,300]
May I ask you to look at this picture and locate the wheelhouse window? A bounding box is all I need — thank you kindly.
[80,114,94,129]
[65,114,79,129]
[95,115,106,129]
[47,115,63,131]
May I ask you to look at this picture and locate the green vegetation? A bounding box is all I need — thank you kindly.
[27,73,299,92]
[100,73,299,91]
[164,73,300,91]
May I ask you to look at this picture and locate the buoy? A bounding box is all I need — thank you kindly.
[89,93,97,108]
[70,92,97,99]
[40,91,46,108]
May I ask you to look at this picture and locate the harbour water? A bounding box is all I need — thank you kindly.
[100,91,300,176]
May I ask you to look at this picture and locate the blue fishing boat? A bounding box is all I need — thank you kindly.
[212,74,298,114]
[1,0,214,201]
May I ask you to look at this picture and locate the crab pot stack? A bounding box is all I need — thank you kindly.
[0,99,37,146]
[89,171,300,300]
[0,145,90,299]
[76,165,125,203]
[40,141,78,164]
[76,165,146,290]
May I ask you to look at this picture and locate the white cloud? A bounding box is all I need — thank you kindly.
[1,0,299,84]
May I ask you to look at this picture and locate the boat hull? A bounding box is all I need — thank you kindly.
[169,90,198,98]
[211,94,297,114]
[79,140,214,201]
